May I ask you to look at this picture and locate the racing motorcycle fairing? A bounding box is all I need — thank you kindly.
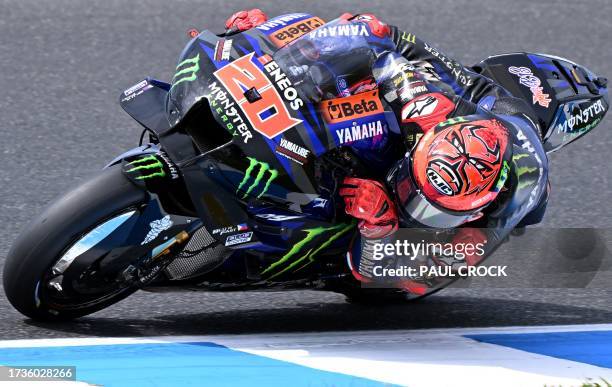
[475,53,609,153]
[152,16,410,252]
[126,15,414,284]
[104,144,159,169]
[51,191,202,292]
[120,78,172,135]
[165,16,404,201]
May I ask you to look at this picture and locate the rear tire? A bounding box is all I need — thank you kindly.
[3,166,147,321]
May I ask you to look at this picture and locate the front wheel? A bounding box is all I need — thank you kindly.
[3,166,148,321]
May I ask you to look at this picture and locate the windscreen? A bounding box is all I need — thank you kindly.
[165,30,225,128]
[272,18,377,103]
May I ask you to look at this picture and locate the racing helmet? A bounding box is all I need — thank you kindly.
[397,119,512,228]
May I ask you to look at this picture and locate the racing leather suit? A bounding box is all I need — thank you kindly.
[343,18,549,287]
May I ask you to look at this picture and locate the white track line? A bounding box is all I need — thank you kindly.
[0,324,611,387]
[0,323,612,348]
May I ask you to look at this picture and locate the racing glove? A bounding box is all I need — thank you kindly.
[225,9,268,33]
[339,177,399,239]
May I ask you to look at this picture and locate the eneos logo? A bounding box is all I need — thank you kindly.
[322,90,383,124]
[214,53,302,139]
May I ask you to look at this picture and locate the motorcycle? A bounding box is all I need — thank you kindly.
[3,14,608,320]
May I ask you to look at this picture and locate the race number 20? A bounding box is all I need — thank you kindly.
[214,53,301,139]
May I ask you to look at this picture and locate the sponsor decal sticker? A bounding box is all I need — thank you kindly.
[308,24,369,39]
[336,76,351,97]
[427,168,453,196]
[237,157,279,199]
[261,222,354,279]
[256,214,305,222]
[398,84,428,101]
[401,95,439,120]
[335,120,385,145]
[208,82,254,143]
[171,53,200,89]
[400,31,416,44]
[212,223,249,236]
[269,16,325,47]
[157,150,179,180]
[260,55,304,111]
[225,232,253,247]
[122,80,152,102]
[275,138,311,165]
[125,155,166,180]
[213,39,233,62]
[556,99,606,133]
[508,66,552,108]
[256,13,311,32]
[322,90,384,124]
[423,43,472,87]
[141,215,173,245]
[124,80,149,96]
[214,53,303,139]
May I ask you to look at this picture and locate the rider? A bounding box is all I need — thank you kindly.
[224,10,549,292]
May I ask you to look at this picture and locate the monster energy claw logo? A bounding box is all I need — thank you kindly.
[237,157,279,199]
[171,53,200,88]
[401,32,416,44]
[126,155,166,180]
[262,222,355,279]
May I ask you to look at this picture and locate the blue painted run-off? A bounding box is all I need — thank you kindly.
[0,341,392,387]
[466,330,612,369]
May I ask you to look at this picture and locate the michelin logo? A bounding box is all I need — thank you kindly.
[141,215,173,245]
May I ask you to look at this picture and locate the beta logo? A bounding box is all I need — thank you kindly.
[269,16,325,47]
[213,53,302,139]
[322,90,383,124]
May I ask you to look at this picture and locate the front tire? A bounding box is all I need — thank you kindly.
[3,166,147,321]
